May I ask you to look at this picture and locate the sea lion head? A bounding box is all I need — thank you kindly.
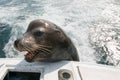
[14,19,79,62]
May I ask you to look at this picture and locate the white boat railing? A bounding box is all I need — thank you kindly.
[0,58,120,80]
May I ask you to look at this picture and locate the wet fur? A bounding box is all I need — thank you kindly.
[14,19,79,62]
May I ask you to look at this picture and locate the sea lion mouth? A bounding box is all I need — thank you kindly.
[14,42,52,62]
[22,45,52,62]
[24,49,48,62]
[24,51,37,62]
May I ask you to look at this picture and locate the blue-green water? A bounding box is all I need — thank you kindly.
[0,0,120,66]
[0,23,11,57]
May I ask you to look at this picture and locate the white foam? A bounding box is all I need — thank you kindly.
[2,0,120,65]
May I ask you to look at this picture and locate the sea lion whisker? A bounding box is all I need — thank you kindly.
[38,45,52,49]
[39,49,51,54]
[22,44,46,55]
[24,46,33,53]
[35,50,47,56]
[37,48,52,56]
[22,45,30,52]
[38,47,52,54]
[25,45,35,53]
[25,45,51,55]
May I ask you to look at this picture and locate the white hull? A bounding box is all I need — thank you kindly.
[0,58,120,80]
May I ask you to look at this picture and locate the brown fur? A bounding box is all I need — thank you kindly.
[14,19,79,62]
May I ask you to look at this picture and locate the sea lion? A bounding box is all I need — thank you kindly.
[14,19,79,62]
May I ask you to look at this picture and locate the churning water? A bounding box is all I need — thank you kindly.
[0,0,120,66]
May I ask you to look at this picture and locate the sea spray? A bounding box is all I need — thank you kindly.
[0,0,119,66]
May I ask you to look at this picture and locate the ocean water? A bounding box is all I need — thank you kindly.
[0,0,120,66]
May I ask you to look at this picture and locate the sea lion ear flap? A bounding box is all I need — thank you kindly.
[55,29,67,42]
[53,24,67,42]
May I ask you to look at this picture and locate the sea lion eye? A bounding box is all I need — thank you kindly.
[33,31,44,36]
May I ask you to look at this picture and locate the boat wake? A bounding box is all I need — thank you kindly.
[0,0,120,66]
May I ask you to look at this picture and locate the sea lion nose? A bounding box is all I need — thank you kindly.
[14,39,20,48]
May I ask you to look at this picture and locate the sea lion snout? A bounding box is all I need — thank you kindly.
[14,39,24,52]
[14,19,79,62]
[14,39,19,48]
